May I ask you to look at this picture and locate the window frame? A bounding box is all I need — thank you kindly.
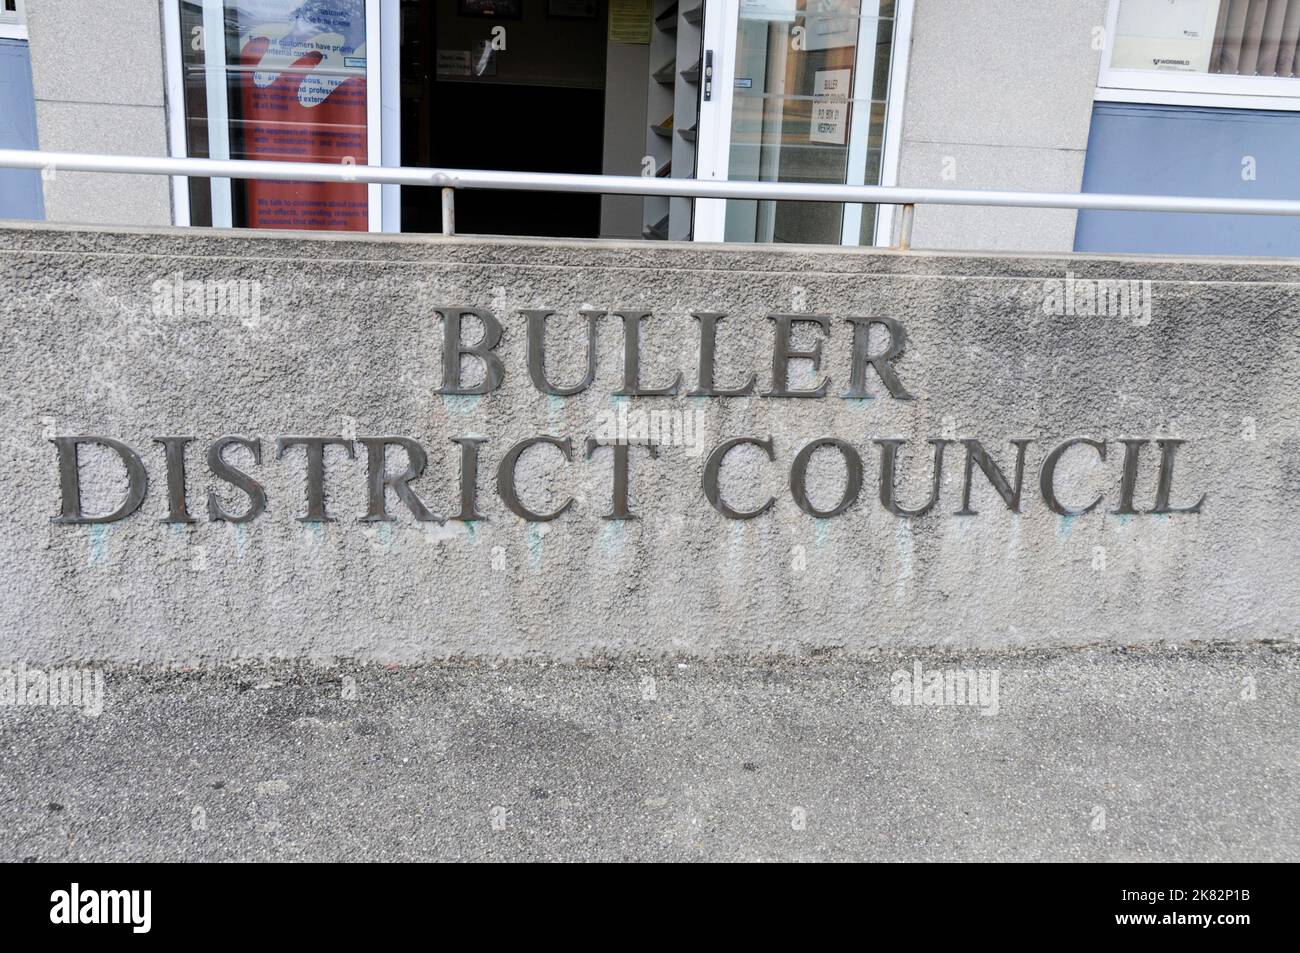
[693,0,915,246]
[162,0,393,230]
[1095,0,1300,110]
[0,0,29,40]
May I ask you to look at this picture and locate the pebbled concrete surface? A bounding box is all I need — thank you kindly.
[2,223,1300,662]
[1,642,1295,862]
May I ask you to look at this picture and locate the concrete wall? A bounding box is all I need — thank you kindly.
[1,223,1297,664]
[25,0,171,226]
[896,0,1107,252]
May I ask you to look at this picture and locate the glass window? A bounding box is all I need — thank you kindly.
[0,0,27,29]
[722,0,897,246]
[177,0,371,229]
[1111,0,1300,77]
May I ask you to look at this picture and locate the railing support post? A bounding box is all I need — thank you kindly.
[441,187,455,236]
[897,203,915,251]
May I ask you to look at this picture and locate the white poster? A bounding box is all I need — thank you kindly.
[802,0,858,51]
[1110,0,1222,72]
[810,68,851,145]
[740,0,797,22]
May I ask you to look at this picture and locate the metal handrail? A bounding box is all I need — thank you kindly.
[6,147,1300,250]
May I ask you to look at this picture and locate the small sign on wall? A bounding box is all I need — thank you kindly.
[608,0,651,44]
[810,68,851,145]
[437,49,472,77]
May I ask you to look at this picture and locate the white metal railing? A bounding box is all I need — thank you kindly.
[6,148,1300,250]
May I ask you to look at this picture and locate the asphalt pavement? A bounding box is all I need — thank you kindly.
[1,642,1295,861]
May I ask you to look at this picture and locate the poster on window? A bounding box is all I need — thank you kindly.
[1110,0,1221,72]
[233,0,369,230]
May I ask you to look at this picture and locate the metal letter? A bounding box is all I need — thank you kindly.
[154,436,197,524]
[496,436,574,522]
[875,439,948,517]
[450,436,486,522]
[957,439,1032,515]
[206,436,267,524]
[843,316,914,400]
[702,436,776,520]
[585,438,659,520]
[524,309,602,396]
[1152,439,1206,514]
[612,310,682,396]
[276,437,355,523]
[1039,438,1106,516]
[688,312,755,397]
[790,438,863,518]
[435,305,505,395]
[51,436,148,525]
[1109,439,1147,515]
[764,313,830,398]
[357,437,442,523]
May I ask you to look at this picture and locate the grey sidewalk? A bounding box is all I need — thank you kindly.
[1,642,1295,862]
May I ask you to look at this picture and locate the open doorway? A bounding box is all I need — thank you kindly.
[400,0,609,237]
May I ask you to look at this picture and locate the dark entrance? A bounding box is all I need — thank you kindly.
[400,0,607,237]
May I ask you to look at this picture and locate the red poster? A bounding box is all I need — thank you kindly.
[233,2,368,230]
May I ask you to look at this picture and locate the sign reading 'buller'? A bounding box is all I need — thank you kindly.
[51,307,1205,526]
[9,227,1295,659]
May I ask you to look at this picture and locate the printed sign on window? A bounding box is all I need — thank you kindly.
[810,68,851,145]
[233,0,369,230]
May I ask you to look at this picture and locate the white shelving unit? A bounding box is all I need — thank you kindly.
[642,0,706,240]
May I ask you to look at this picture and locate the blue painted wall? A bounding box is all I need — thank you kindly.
[1075,102,1300,257]
[0,38,43,221]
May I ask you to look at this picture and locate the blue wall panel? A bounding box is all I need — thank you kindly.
[1076,103,1300,257]
[0,38,43,221]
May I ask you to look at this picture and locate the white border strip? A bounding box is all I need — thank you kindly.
[840,7,883,245]
[201,0,232,227]
[365,0,381,231]
[873,0,913,248]
[379,0,401,233]
[691,0,739,242]
[1095,86,1300,112]
[161,0,190,226]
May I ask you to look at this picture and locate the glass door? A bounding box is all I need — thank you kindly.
[694,0,909,245]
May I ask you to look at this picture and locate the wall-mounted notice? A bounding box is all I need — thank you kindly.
[609,0,652,44]
[437,49,473,76]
